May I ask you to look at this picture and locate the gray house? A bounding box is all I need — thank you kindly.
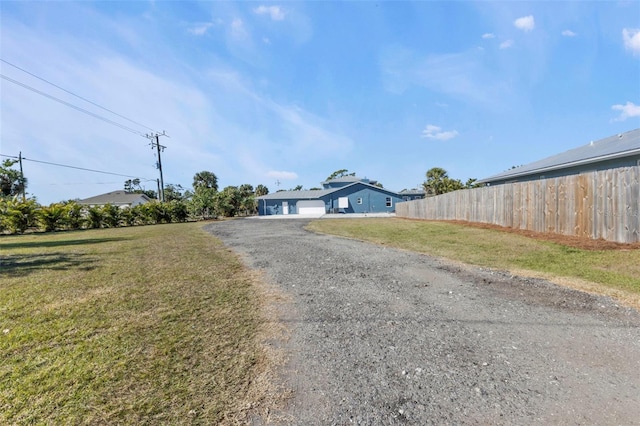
[78,190,152,208]
[477,128,640,186]
[257,176,404,216]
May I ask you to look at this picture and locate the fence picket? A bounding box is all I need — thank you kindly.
[396,166,640,243]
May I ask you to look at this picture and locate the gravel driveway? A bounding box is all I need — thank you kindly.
[205,218,640,425]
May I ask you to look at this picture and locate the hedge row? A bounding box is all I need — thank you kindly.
[0,199,190,235]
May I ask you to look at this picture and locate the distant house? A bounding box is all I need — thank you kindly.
[399,188,426,201]
[256,176,404,216]
[477,128,640,186]
[77,190,152,208]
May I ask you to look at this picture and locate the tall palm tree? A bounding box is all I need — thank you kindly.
[192,171,218,192]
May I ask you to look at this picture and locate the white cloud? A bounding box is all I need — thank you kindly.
[421,124,459,141]
[231,18,248,40]
[611,101,640,121]
[267,170,298,180]
[514,15,535,32]
[500,39,514,49]
[482,33,495,39]
[188,22,214,36]
[623,28,640,55]
[562,30,577,37]
[253,5,285,21]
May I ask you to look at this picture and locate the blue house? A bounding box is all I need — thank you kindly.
[398,188,426,201]
[256,176,405,216]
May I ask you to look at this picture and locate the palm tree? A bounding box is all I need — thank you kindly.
[192,171,218,192]
[255,184,269,197]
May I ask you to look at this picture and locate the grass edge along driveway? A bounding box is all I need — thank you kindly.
[0,222,281,425]
[306,218,640,310]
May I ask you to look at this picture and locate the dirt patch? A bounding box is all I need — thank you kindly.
[404,218,640,251]
[234,270,293,425]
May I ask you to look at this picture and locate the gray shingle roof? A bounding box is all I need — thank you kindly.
[477,128,640,184]
[321,175,363,185]
[399,188,426,195]
[256,189,333,200]
[78,190,152,205]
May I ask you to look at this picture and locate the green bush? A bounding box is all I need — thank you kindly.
[167,200,189,223]
[0,198,198,235]
[63,201,85,230]
[87,206,105,229]
[38,203,66,232]
[1,198,39,234]
[101,204,121,228]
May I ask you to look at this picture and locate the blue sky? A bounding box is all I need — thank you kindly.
[1,1,639,204]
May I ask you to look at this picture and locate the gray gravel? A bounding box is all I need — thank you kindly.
[205,218,640,425]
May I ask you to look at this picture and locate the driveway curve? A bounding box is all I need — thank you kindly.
[205,218,640,425]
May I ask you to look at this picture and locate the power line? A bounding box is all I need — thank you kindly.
[1,74,147,137]
[45,182,123,186]
[0,58,160,134]
[0,153,152,179]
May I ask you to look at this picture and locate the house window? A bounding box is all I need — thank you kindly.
[403,196,409,201]
[357,197,363,205]
[385,197,392,207]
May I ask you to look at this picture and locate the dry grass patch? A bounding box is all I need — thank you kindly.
[0,223,280,424]
[307,218,640,309]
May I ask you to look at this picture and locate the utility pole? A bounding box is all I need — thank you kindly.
[18,151,25,202]
[146,131,167,202]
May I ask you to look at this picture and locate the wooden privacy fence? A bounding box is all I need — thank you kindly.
[396,166,640,243]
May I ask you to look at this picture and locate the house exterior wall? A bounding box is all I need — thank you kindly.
[321,185,401,213]
[485,155,640,186]
[257,184,403,215]
[130,197,149,207]
[258,197,302,215]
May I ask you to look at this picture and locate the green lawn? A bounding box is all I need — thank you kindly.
[307,218,640,303]
[1,222,267,424]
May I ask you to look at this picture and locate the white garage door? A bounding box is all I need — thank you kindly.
[297,200,326,215]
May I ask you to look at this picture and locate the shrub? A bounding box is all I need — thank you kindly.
[167,200,189,223]
[101,204,121,228]
[144,201,171,224]
[63,201,85,230]
[87,206,105,229]
[1,198,39,234]
[39,203,66,232]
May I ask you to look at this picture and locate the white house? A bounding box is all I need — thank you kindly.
[77,190,152,208]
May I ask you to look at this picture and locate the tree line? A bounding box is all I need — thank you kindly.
[0,164,270,234]
[1,160,482,234]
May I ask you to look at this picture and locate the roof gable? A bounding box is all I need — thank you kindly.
[326,181,400,197]
[478,128,640,184]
